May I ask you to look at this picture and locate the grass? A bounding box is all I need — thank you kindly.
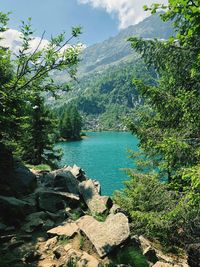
[26,164,51,171]
[57,235,70,246]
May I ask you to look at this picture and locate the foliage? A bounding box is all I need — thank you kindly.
[127,0,200,189]
[114,0,200,248]
[107,244,148,267]
[20,93,62,168]
[114,172,199,246]
[0,12,82,166]
[25,164,51,171]
[59,105,82,140]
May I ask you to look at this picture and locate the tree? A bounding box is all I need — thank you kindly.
[20,90,61,167]
[128,0,200,189]
[0,14,82,150]
[115,0,200,247]
[60,105,82,140]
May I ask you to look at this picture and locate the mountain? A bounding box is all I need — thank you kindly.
[52,14,174,130]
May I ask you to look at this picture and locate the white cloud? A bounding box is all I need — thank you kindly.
[0,29,49,54]
[78,0,168,29]
[0,29,86,55]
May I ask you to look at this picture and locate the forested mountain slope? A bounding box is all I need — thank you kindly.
[52,14,173,130]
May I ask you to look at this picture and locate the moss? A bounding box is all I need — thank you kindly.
[26,164,51,171]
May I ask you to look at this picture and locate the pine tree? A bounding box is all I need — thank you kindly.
[21,93,62,168]
[60,105,82,140]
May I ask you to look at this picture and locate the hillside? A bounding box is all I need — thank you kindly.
[52,14,174,130]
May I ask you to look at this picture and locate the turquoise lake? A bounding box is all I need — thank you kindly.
[56,132,139,195]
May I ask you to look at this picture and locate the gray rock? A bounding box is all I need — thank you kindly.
[65,165,86,182]
[24,250,41,263]
[77,213,130,257]
[14,164,37,191]
[37,190,79,212]
[47,220,79,238]
[22,211,55,232]
[54,170,79,195]
[78,179,111,214]
[187,243,200,267]
[0,195,35,224]
[143,246,158,264]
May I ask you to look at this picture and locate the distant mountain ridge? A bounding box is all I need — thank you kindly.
[52,14,174,130]
[78,13,173,75]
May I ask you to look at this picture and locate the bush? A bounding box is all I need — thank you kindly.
[113,172,199,247]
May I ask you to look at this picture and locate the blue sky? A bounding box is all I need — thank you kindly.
[0,0,168,45]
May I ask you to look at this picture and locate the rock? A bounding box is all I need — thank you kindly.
[93,180,101,194]
[22,211,55,232]
[64,244,73,252]
[26,211,48,221]
[77,252,100,267]
[44,236,58,251]
[143,247,158,264]
[14,163,37,191]
[109,204,121,214]
[22,218,44,233]
[0,195,35,224]
[0,234,15,243]
[65,165,86,182]
[187,243,200,267]
[54,170,79,195]
[37,190,79,212]
[77,213,130,257]
[78,179,112,214]
[152,262,173,267]
[24,250,41,263]
[139,236,189,267]
[47,221,79,238]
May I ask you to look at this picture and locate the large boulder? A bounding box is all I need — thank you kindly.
[14,163,37,193]
[0,144,36,196]
[77,213,130,257]
[22,211,55,233]
[53,170,80,195]
[37,190,79,212]
[78,179,112,214]
[0,195,35,225]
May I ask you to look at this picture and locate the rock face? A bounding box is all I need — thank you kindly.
[37,190,79,212]
[53,169,80,195]
[0,195,35,224]
[77,213,130,257]
[78,179,112,214]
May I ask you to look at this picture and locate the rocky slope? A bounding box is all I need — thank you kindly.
[0,152,193,267]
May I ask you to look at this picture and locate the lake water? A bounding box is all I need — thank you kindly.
[56,132,139,195]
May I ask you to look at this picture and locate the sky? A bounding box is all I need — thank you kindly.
[0,0,168,46]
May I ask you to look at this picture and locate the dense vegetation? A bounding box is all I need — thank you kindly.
[59,104,82,140]
[0,13,82,167]
[51,14,173,130]
[114,0,200,249]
